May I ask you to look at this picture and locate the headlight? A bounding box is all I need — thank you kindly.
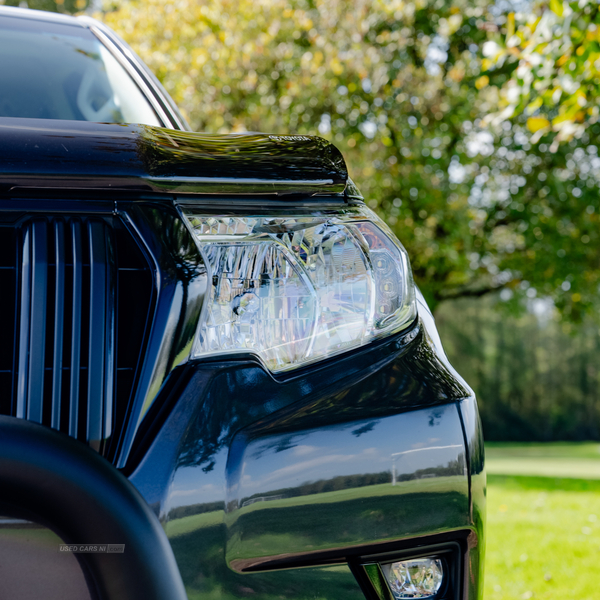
[181,205,416,372]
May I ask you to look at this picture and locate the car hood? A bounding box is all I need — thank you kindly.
[0,118,348,197]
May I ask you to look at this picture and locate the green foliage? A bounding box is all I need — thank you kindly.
[97,0,600,316]
[1,0,87,14]
[436,295,600,441]
[483,1,600,147]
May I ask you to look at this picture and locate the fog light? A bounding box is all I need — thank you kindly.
[382,558,444,599]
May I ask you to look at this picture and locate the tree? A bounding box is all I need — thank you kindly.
[2,0,87,13]
[97,0,600,317]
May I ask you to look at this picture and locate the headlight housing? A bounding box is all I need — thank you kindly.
[181,205,416,373]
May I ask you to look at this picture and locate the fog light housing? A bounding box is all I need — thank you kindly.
[382,558,444,599]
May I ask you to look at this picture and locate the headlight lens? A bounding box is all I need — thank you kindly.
[181,206,416,372]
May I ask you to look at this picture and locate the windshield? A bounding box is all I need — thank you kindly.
[0,15,161,126]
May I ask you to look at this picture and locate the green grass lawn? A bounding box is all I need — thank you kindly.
[486,442,600,479]
[485,443,600,600]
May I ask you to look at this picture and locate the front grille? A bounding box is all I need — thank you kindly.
[0,215,154,461]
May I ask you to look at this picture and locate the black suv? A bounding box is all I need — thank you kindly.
[0,7,484,600]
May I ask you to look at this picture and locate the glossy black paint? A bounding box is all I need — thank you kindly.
[0,118,348,197]
[0,416,187,600]
[225,402,468,572]
[115,202,208,468]
[128,318,482,600]
[128,320,470,477]
[415,291,486,600]
[459,397,486,600]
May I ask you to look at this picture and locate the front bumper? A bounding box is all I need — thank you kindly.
[127,308,485,600]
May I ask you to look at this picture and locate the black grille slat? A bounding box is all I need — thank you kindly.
[104,228,116,447]
[69,220,83,439]
[16,225,31,420]
[86,221,114,451]
[28,221,48,424]
[17,221,49,424]
[51,220,65,430]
